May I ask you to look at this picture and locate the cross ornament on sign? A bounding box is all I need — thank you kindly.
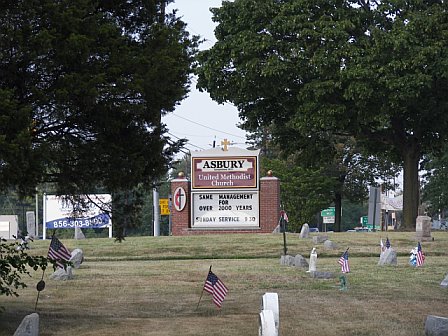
[221,139,231,151]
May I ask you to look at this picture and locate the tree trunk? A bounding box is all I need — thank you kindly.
[401,145,420,230]
[334,192,342,232]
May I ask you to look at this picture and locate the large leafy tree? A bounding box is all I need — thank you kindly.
[196,0,448,230]
[422,145,448,217]
[0,1,197,237]
[261,135,398,231]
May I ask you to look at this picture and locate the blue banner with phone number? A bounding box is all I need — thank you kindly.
[45,213,111,229]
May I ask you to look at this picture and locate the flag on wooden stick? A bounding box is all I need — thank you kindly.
[416,242,425,267]
[203,269,228,308]
[48,236,71,269]
[338,249,350,273]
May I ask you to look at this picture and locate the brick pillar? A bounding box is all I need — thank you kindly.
[260,171,280,233]
[170,173,190,236]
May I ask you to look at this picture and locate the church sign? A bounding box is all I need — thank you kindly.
[192,191,259,228]
[192,156,258,189]
[190,143,260,229]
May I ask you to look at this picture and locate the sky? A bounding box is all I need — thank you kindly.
[163,0,247,156]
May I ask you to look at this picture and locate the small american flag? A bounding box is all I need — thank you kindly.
[416,242,425,267]
[203,270,228,308]
[338,249,350,273]
[385,237,391,249]
[48,236,71,269]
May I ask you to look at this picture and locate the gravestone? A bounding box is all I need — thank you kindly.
[309,271,335,279]
[324,240,338,250]
[307,248,317,272]
[425,315,448,336]
[378,248,397,266]
[416,215,432,242]
[26,211,36,238]
[50,266,74,281]
[299,223,310,239]
[259,310,277,336]
[13,313,39,336]
[313,235,328,244]
[280,255,295,266]
[294,254,309,269]
[74,227,86,240]
[440,273,448,288]
[261,293,279,332]
[70,249,84,269]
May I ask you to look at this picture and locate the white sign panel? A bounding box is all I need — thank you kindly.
[323,216,335,224]
[192,192,259,228]
[45,194,112,229]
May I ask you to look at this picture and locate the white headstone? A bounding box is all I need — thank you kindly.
[308,248,317,272]
[261,293,279,331]
[70,248,84,269]
[259,310,277,336]
[299,223,310,239]
[13,313,39,336]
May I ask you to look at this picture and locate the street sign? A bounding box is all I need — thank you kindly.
[323,216,335,224]
[159,198,170,215]
[321,207,335,217]
[361,216,368,226]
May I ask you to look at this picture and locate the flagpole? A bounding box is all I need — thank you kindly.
[196,265,212,310]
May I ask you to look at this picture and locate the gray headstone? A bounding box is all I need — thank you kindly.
[309,271,335,279]
[26,211,36,238]
[323,240,338,250]
[378,248,398,266]
[416,215,432,241]
[74,227,86,240]
[312,235,328,244]
[299,223,310,239]
[70,248,84,269]
[441,273,448,288]
[425,315,448,336]
[280,255,295,266]
[13,313,39,336]
[294,254,309,269]
[49,266,74,281]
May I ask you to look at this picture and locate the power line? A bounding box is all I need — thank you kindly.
[170,113,246,139]
[167,131,205,151]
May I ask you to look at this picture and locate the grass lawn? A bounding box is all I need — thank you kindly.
[1,231,448,335]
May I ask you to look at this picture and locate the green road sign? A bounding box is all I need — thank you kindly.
[361,216,368,226]
[321,207,335,217]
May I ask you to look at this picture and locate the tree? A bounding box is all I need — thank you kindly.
[0,239,48,299]
[0,1,198,238]
[196,0,448,230]
[422,145,448,217]
[261,135,398,231]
